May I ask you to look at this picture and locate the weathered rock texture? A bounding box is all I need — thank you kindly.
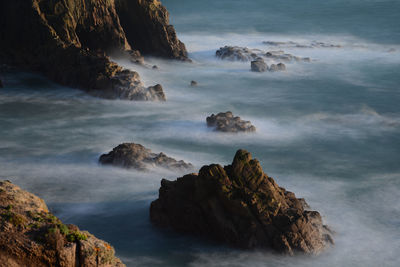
[0,0,187,100]
[99,143,193,171]
[207,111,256,133]
[115,0,188,60]
[150,150,334,254]
[0,180,125,267]
[216,46,310,72]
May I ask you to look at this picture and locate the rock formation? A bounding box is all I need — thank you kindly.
[0,180,125,267]
[99,143,193,171]
[207,111,256,133]
[216,46,259,61]
[150,150,334,254]
[251,58,268,72]
[0,0,187,100]
[115,0,188,60]
[269,63,287,72]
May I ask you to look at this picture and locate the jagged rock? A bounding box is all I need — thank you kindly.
[207,111,256,133]
[251,58,268,72]
[216,46,259,61]
[0,180,125,267]
[115,0,188,61]
[190,80,198,86]
[216,46,309,67]
[99,143,193,171]
[0,0,187,100]
[150,150,334,254]
[269,63,286,72]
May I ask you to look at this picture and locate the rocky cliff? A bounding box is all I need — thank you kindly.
[0,180,125,267]
[150,150,333,254]
[115,0,188,60]
[0,0,187,100]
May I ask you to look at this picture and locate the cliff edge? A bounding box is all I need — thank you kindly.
[0,0,187,100]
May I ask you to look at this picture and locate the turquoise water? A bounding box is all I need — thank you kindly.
[0,0,400,266]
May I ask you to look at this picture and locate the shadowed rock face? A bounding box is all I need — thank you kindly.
[207,111,256,133]
[115,0,188,60]
[150,150,334,254]
[0,0,186,100]
[99,143,193,171]
[0,180,125,267]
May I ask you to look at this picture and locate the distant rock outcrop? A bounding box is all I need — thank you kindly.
[0,180,125,267]
[0,0,187,100]
[207,111,256,133]
[150,150,334,254]
[99,143,193,171]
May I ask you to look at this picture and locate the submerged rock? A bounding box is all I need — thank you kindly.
[99,143,193,171]
[190,80,198,86]
[0,180,125,267]
[150,150,334,254]
[269,63,286,72]
[263,40,341,49]
[251,58,268,72]
[216,46,259,61]
[206,111,256,133]
[0,0,187,100]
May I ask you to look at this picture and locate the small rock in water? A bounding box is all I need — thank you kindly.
[269,63,286,72]
[216,46,257,61]
[128,50,145,65]
[206,111,256,133]
[251,58,268,72]
[99,143,193,171]
[190,80,198,86]
[152,65,158,69]
[150,149,334,254]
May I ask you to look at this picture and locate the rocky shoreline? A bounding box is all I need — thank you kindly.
[0,0,187,100]
[0,180,125,267]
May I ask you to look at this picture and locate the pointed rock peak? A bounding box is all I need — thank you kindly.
[232,149,252,165]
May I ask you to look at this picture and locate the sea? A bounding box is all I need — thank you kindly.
[0,0,399,266]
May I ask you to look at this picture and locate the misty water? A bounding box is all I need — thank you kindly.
[1,0,400,266]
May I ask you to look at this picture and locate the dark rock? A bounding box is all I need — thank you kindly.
[269,63,286,72]
[251,58,268,72]
[217,46,309,67]
[115,0,188,60]
[150,150,334,254]
[152,65,159,70]
[216,46,258,61]
[0,180,125,267]
[206,111,256,133]
[99,143,193,171]
[190,80,198,86]
[0,0,187,100]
